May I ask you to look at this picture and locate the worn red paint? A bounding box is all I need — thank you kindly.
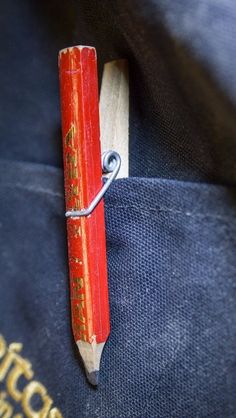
[59,46,110,344]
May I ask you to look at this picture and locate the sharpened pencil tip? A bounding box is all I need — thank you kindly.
[86,370,99,386]
[77,340,105,385]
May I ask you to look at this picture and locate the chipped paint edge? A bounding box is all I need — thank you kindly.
[59,45,95,57]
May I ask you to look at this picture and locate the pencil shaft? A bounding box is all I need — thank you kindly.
[59,46,110,347]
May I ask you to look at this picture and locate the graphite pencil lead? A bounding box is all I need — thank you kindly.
[77,340,105,385]
[86,370,99,386]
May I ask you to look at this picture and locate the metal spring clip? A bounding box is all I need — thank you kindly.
[65,150,121,218]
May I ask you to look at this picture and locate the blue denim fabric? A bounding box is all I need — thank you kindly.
[0,160,235,417]
[0,0,236,416]
[1,0,236,183]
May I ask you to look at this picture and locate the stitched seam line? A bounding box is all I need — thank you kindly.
[105,204,235,221]
[1,184,234,220]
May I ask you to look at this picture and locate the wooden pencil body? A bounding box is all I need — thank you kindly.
[59,46,110,345]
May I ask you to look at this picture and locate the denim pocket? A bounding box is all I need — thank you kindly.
[104,177,236,417]
[0,160,235,417]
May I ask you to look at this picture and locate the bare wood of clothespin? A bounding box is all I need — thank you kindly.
[100,59,129,179]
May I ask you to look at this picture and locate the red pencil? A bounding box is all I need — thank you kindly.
[59,46,110,385]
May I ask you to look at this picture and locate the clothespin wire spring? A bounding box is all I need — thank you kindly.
[65,150,121,218]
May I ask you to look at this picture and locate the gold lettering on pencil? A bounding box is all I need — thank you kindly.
[66,153,77,166]
[66,153,78,180]
[64,123,81,211]
[73,277,84,289]
[74,324,86,332]
[74,198,80,210]
[71,277,86,301]
[65,124,75,147]
[64,125,87,343]
[73,325,87,342]
[69,256,82,265]
[68,168,77,181]
[71,289,84,300]
[73,225,81,237]
[67,224,81,238]
[66,185,79,201]
[75,301,86,324]
[75,293,84,301]
[0,334,63,417]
